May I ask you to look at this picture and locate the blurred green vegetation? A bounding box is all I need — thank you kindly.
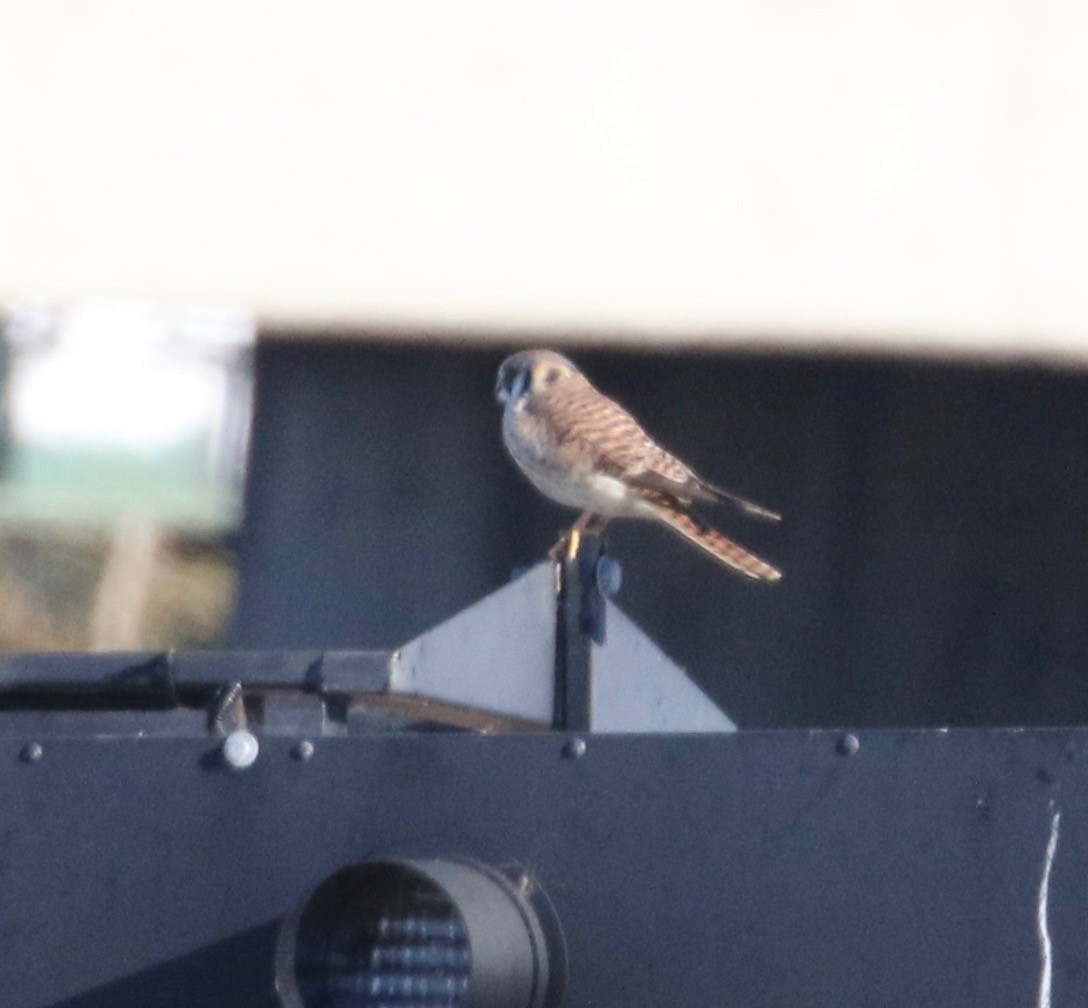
[0,442,240,531]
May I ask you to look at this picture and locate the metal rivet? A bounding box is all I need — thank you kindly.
[563,737,587,759]
[20,742,43,763]
[292,739,315,762]
[222,729,259,770]
[836,734,860,757]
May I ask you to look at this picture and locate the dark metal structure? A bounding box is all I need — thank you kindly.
[2,548,1085,1007]
[235,340,1088,730]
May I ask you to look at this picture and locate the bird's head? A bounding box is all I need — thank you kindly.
[495,349,581,405]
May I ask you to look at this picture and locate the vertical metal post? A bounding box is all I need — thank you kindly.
[554,534,606,730]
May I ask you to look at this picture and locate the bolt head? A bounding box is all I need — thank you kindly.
[223,729,259,770]
[595,556,623,598]
[836,734,860,757]
[20,742,43,763]
[292,739,315,762]
[563,737,587,759]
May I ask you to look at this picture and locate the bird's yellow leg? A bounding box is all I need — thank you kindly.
[565,527,583,563]
[548,512,609,562]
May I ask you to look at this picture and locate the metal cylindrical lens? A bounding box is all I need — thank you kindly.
[276,858,555,1008]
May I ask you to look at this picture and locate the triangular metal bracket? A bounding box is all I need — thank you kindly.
[388,540,735,733]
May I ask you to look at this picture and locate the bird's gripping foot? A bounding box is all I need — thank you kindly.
[548,512,610,563]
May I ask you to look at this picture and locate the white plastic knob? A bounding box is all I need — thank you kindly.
[223,729,259,770]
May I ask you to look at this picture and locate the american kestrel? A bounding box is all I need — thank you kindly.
[495,349,782,581]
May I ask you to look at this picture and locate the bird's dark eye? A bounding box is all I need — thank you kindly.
[544,368,561,386]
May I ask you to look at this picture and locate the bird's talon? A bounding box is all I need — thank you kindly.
[566,528,581,562]
[547,528,582,562]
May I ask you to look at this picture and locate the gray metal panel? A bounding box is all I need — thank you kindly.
[592,601,737,732]
[0,728,1083,1007]
[388,562,556,722]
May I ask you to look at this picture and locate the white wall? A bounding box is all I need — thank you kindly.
[2,2,1087,356]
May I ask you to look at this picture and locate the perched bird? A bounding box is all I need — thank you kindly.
[495,349,782,581]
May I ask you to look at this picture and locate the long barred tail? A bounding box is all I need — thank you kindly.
[651,502,782,582]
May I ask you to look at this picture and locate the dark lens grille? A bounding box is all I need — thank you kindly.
[295,865,471,1008]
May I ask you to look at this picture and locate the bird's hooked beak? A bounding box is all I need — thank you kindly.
[495,364,528,405]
